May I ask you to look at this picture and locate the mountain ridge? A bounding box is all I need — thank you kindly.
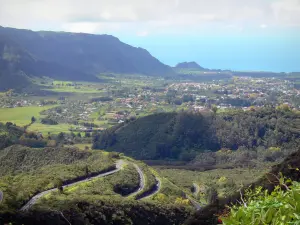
[0,26,174,90]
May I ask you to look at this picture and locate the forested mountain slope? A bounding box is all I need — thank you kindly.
[93,108,300,160]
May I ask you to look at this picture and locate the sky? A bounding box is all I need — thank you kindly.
[0,0,300,72]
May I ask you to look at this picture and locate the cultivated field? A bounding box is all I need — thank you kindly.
[0,106,55,126]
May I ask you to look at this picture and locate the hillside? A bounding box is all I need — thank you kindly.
[0,145,192,224]
[175,62,205,70]
[93,108,300,161]
[185,147,300,225]
[0,122,24,150]
[0,26,174,90]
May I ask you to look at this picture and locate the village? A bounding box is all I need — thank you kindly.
[0,76,299,133]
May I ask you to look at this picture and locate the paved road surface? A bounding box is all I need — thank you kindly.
[20,160,124,211]
[139,177,161,200]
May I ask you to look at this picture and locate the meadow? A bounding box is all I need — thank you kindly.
[0,106,55,126]
[28,123,71,135]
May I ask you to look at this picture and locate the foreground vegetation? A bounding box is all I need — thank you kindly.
[186,147,300,225]
[223,180,300,225]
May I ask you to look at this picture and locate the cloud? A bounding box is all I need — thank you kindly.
[260,24,268,29]
[0,0,299,34]
[271,0,300,26]
[136,30,149,37]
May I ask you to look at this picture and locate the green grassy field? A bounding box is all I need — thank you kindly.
[43,87,101,93]
[73,143,93,150]
[0,106,55,126]
[42,81,103,93]
[28,123,71,135]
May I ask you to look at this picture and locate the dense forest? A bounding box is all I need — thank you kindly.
[93,108,300,161]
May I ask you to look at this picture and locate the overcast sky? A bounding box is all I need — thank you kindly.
[1,0,300,71]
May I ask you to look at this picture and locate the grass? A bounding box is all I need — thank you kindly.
[28,123,71,135]
[157,167,269,202]
[43,87,101,93]
[73,143,92,150]
[0,106,55,126]
[42,81,103,94]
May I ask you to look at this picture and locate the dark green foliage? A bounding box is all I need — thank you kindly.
[31,116,36,123]
[0,122,24,150]
[19,132,47,148]
[4,198,191,225]
[41,117,58,125]
[93,112,218,160]
[93,108,300,160]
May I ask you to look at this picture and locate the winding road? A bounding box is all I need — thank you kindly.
[139,177,161,200]
[20,160,125,211]
[20,160,200,212]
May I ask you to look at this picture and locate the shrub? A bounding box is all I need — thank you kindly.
[223,180,300,225]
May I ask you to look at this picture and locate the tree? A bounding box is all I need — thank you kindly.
[211,105,218,115]
[85,165,89,176]
[56,178,64,193]
[31,116,36,123]
[57,132,65,141]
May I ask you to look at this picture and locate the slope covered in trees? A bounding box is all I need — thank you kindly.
[93,108,300,161]
[0,122,24,150]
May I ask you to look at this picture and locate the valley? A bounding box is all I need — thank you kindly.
[0,26,299,225]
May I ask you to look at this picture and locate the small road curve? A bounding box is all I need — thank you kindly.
[20,160,125,211]
[138,177,161,200]
[126,163,145,197]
